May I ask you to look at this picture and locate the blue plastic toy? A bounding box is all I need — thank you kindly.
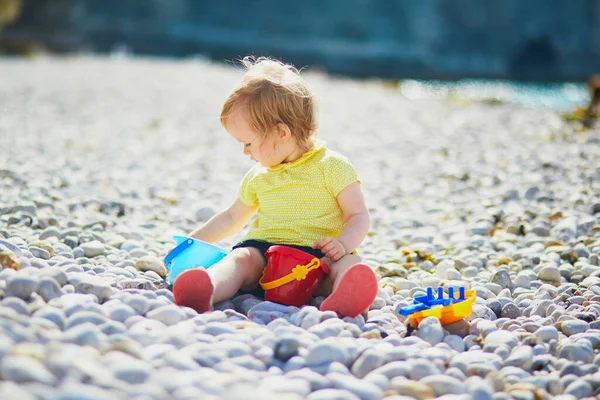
[399,287,466,316]
[398,286,475,326]
[164,236,228,284]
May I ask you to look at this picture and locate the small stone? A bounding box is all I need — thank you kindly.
[29,246,51,260]
[561,320,589,336]
[36,277,63,302]
[0,251,20,270]
[503,345,533,370]
[79,240,105,257]
[113,358,153,384]
[537,266,561,284]
[389,377,436,400]
[351,348,386,379]
[5,276,39,299]
[74,275,112,301]
[534,326,559,342]
[559,342,593,363]
[500,303,521,319]
[306,341,349,366]
[38,267,68,286]
[107,304,138,323]
[33,306,66,329]
[416,316,443,345]
[146,305,186,326]
[483,331,518,352]
[420,374,466,396]
[408,358,441,380]
[443,335,466,352]
[326,372,383,400]
[274,335,300,362]
[39,227,60,240]
[490,270,514,290]
[0,355,56,385]
[564,379,593,398]
[135,256,167,277]
[524,186,540,200]
[306,388,361,400]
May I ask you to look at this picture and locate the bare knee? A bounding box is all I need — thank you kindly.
[228,247,266,286]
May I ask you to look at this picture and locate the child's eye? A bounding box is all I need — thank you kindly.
[245,143,251,148]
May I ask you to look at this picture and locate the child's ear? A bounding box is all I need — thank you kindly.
[276,123,292,141]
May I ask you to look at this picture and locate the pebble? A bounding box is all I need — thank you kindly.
[79,240,105,258]
[561,319,589,336]
[5,276,39,299]
[416,316,444,345]
[420,374,466,396]
[0,355,57,385]
[135,255,168,277]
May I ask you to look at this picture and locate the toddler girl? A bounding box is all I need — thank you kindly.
[173,56,378,318]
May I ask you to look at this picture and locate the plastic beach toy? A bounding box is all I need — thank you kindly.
[398,286,475,326]
[259,246,329,307]
[164,236,228,284]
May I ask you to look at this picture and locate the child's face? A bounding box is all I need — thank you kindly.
[225,109,297,168]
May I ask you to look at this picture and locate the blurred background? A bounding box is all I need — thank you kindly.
[2,0,599,109]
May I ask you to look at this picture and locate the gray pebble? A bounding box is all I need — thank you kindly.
[123,294,151,314]
[503,345,533,370]
[36,276,63,302]
[65,311,107,329]
[29,246,51,260]
[535,325,559,341]
[327,372,383,400]
[500,303,521,319]
[307,388,361,400]
[33,306,66,329]
[420,374,466,396]
[564,379,592,398]
[558,342,593,363]
[537,266,561,284]
[0,355,56,385]
[112,358,152,384]
[306,341,349,367]
[146,305,186,325]
[416,316,443,345]
[79,240,105,257]
[408,358,441,380]
[5,276,39,299]
[0,297,30,315]
[561,320,589,336]
[107,303,138,323]
[351,348,387,379]
[274,335,301,362]
[63,322,104,348]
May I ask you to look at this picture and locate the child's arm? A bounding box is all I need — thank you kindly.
[189,198,258,243]
[313,181,370,261]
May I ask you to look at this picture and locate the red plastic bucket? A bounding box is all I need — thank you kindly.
[259,246,329,307]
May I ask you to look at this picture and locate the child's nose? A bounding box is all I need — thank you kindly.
[243,147,250,156]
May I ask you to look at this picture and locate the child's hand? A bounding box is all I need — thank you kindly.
[313,237,346,262]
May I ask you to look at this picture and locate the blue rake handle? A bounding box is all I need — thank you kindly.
[163,238,194,270]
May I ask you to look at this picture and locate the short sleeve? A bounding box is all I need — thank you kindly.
[322,154,360,197]
[238,166,259,206]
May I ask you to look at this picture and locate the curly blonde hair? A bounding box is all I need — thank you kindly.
[220,56,318,151]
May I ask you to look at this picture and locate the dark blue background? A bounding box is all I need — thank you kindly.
[5,0,600,81]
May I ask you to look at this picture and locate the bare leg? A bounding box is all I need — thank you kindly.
[208,247,266,304]
[173,247,266,312]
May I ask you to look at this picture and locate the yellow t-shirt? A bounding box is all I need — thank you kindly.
[238,139,359,247]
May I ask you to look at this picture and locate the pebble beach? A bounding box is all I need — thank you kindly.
[1,55,600,400]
